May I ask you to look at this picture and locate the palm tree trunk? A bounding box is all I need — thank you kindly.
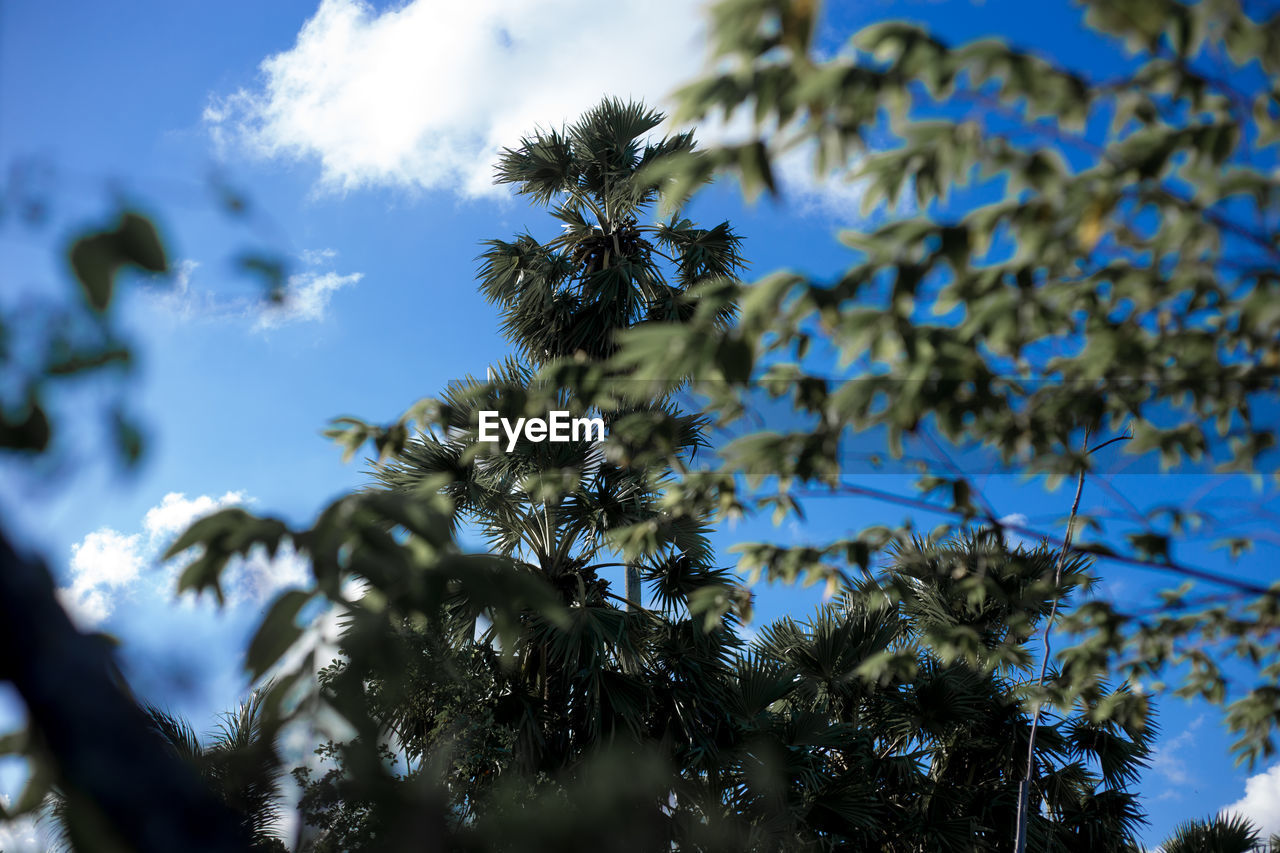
[626,566,641,611]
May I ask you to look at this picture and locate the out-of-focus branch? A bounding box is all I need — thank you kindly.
[0,525,251,853]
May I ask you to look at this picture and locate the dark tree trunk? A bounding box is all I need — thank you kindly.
[0,525,252,852]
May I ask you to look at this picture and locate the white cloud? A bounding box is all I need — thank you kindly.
[300,247,338,266]
[734,622,761,647]
[145,258,241,323]
[233,545,311,605]
[147,258,203,321]
[1148,714,1205,792]
[145,490,246,542]
[146,252,360,330]
[996,512,1042,551]
[204,0,710,198]
[1222,763,1280,837]
[205,0,885,219]
[0,803,41,852]
[57,491,309,628]
[59,529,146,624]
[254,270,363,330]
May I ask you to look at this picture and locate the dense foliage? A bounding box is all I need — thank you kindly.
[293,98,749,849]
[288,103,1158,852]
[47,696,288,852]
[5,1,1280,850]
[600,0,1280,764]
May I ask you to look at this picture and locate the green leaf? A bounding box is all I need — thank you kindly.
[246,589,315,679]
[0,401,51,452]
[69,212,167,310]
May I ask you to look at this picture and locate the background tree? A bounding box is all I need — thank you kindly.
[47,695,287,852]
[700,533,1152,852]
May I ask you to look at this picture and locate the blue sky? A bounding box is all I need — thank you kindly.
[2,0,1279,847]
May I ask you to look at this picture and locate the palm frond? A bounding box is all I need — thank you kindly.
[1163,813,1262,853]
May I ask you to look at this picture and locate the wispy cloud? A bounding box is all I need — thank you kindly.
[253,269,362,330]
[1147,714,1205,794]
[299,247,337,266]
[0,798,40,852]
[999,512,1030,529]
[147,258,221,322]
[996,512,1043,551]
[145,250,360,331]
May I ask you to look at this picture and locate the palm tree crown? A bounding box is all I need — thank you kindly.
[480,97,743,364]
[48,695,286,852]
[1161,813,1276,853]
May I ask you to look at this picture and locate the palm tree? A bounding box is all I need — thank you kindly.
[477,96,744,609]
[294,100,749,847]
[480,97,743,367]
[371,358,729,774]
[696,533,1155,851]
[47,693,286,851]
[1161,813,1267,853]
